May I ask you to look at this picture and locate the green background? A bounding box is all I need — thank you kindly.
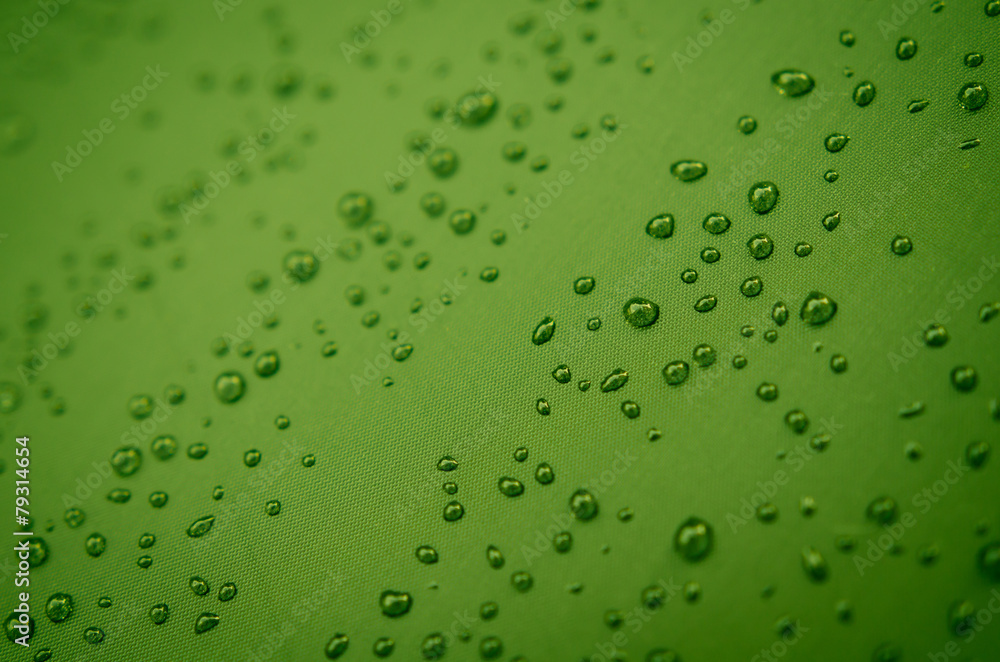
[1,0,998,659]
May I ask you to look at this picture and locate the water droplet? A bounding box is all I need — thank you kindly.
[621,401,641,418]
[977,541,1000,580]
[663,361,690,386]
[646,213,675,238]
[908,99,930,113]
[218,583,237,602]
[511,571,534,592]
[254,351,280,377]
[622,297,660,327]
[771,69,815,97]
[552,365,572,383]
[379,590,412,617]
[195,612,220,634]
[532,316,556,345]
[966,441,991,469]
[700,247,720,263]
[110,446,142,477]
[448,209,476,234]
[85,533,106,557]
[757,383,779,402]
[670,160,708,182]
[682,269,698,283]
[186,515,215,538]
[890,235,913,255]
[416,546,438,564]
[785,410,809,433]
[830,355,848,373]
[443,501,464,522]
[83,627,105,644]
[951,365,978,392]
[283,250,319,283]
[45,593,73,623]
[800,292,837,325]
[149,604,170,625]
[535,463,555,485]
[958,82,988,111]
[965,52,984,67]
[674,517,714,561]
[601,369,629,392]
[574,277,595,294]
[694,295,717,313]
[737,116,757,134]
[853,81,876,107]
[190,576,210,596]
[265,500,282,516]
[498,477,524,497]
[839,30,855,46]
[825,134,850,152]
[896,37,917,60]
[454,90,498,126]
[693,344,717,367]
[703,213,730,234]
[213,372,246,404]
[748,181,779,214]
[867,496,898,525]
[419,633,444,659]
[570,489,598,520]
